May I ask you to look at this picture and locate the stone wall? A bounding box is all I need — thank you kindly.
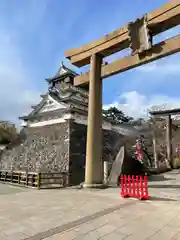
[0,122,69,173]
[0,120,125,186]
[68,121,124,185]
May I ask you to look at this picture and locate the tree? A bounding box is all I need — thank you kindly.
[102,107,133,124]
[0,121,19,144]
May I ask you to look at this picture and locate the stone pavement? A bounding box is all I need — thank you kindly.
[1,170,180,240]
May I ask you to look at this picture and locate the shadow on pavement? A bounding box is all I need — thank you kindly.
[166,171,180,175]
[149,196,177,201]
[148,184,180,189]
[148,175,174,182]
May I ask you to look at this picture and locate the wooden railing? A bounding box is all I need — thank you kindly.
[0,171,68,189]
[39,172,68,189]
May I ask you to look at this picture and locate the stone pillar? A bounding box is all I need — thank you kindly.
[166,115,172,166]
[84,53,103,188]
[152,118,158,169]
[103,161,109,184]
[152,136,158,168]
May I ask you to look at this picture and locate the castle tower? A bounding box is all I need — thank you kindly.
[0,63,134,186]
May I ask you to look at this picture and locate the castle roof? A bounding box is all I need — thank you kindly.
[19,62,89,121]
[45,62,78,83]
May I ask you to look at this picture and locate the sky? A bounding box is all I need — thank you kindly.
[0,0,180,126]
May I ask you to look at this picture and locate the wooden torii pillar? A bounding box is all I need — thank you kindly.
[83,54,104,187]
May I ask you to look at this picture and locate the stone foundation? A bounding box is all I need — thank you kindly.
[0,122,69,173]
[0,121,124,186]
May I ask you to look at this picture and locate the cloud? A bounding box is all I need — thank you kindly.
[103,91,180,119]
[0,1,49,127]
[138,63,180,75]
[137,54,180,76]
[0,29,42,126]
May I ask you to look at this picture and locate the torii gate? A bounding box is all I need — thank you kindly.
[149,107,180,168]
[65,1,180,188]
